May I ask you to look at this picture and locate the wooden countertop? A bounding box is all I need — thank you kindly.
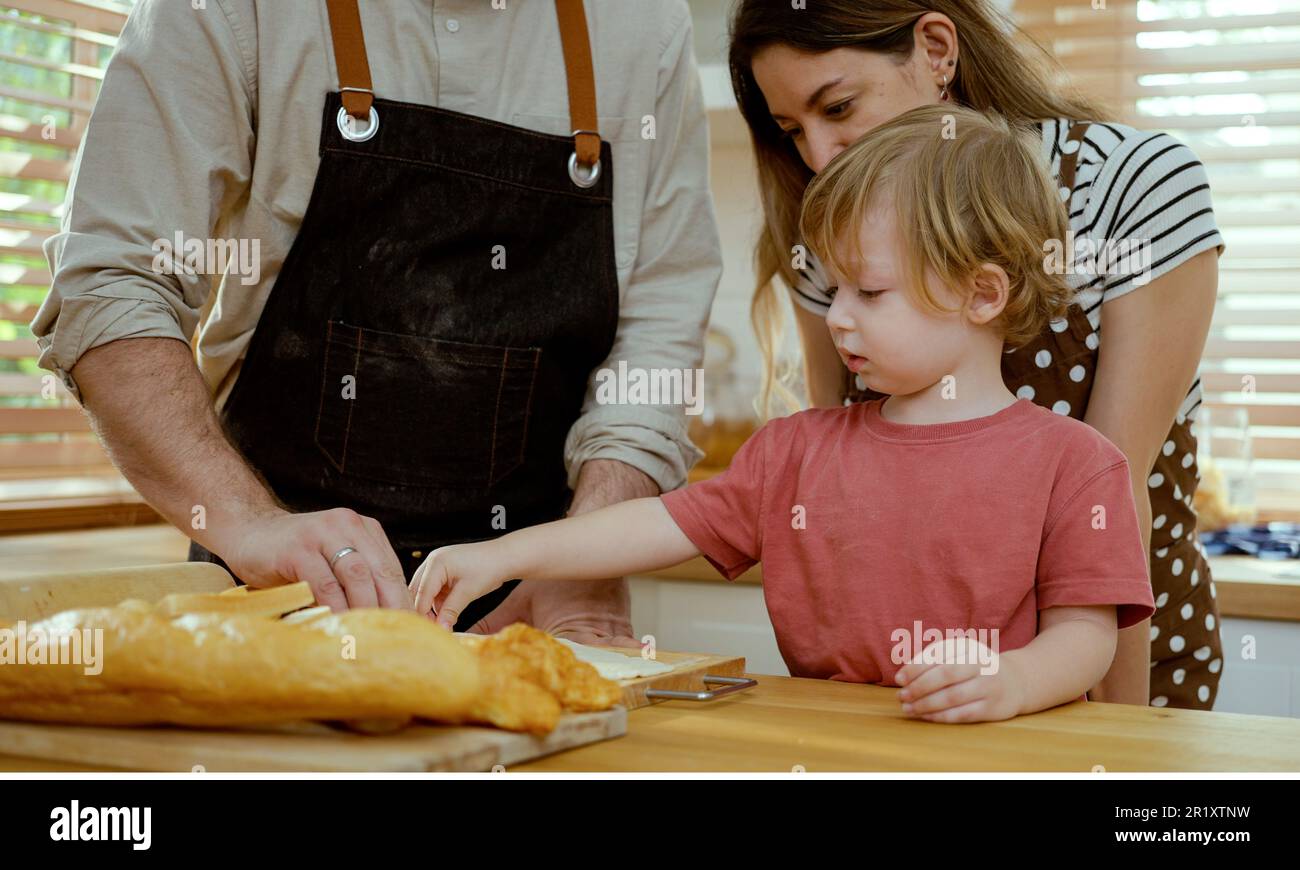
[3,674,1298,772]
[511,676,1300,772]
[2,525,1299,621]
[2,525,1298,772]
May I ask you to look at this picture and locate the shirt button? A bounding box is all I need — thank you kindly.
[445,18,460,32]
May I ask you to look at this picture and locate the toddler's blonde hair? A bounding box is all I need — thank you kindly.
[799,104,1073,348]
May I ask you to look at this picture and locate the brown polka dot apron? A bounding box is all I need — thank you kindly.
[841,120,1223,710]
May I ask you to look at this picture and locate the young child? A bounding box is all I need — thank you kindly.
[412,104,1155,723]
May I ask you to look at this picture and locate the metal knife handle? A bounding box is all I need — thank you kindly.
[643,674,757,702]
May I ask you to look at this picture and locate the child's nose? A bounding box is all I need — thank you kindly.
[825,295,855,332]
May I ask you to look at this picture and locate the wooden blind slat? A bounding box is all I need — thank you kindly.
[1028,10,1300,39]
[0,406,89,433]
[0,113,81,150]
[0,11,119,46]
[1056,52,1300,76]
[1203,340,1300,361]
[0,190,64,217]
[1015,0,1300,510]
[14,0,130,35]
[0,235,49,256]
[0,440,110,470]
[0,372,67,397]
[0,338,38,359]
[0,301,41,322]
[0,82,95,114]
[1212,308,1300,327]
[0,49,104,81]
[0,151,71,182]
[1202,372,1300,393]
[1202,403,1300,429]
[0,263,52,286]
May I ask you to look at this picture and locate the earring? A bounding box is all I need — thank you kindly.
[939,74,949,102]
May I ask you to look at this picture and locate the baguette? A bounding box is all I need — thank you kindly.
[0,587,621,735]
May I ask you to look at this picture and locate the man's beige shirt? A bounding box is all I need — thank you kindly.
[33,0,721,492]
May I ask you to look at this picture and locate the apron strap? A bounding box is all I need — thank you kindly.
[1058,120,1091,194]
[325,0,375,121]
[554,0,602,172]
[323,0,602,179]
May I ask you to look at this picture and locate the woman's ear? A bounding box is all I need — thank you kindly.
[965,263,1010,326]
[913,12,959,80]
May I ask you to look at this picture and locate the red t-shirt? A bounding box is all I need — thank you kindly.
[660,398,1155,685]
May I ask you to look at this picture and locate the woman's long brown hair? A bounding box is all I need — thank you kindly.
[728,0,1106,416]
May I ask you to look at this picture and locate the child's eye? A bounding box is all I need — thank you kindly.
[859,289,884,300]
[826,285,838,299]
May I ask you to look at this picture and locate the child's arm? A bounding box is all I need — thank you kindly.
[411,497,700,629]
[895,605,1117,723]
[1003,605,1119,713]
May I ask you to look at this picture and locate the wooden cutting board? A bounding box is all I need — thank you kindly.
[0,711,626,772]
[597,648,748,709]
[0,562,632,771]
[0,562,742,770]
[0,562,235,621]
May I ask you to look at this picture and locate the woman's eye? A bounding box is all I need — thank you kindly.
[781,126,802,140]
[859,289,883,300]
[825,100,853,118]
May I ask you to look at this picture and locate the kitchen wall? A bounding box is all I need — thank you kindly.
[630,575,1300,719]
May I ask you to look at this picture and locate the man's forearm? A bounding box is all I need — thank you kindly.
[567,457,661,516]
[72,337,282,553]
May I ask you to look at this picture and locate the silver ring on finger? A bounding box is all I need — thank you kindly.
[329,546,359,569]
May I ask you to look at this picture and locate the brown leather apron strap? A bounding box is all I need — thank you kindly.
[554,0,601,171]
[323,0,601,179]
[325,0,374,120]
[1058,120,1090,194]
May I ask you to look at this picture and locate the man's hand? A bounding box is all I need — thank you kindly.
[71,338,410,613]
[469,459,655,647]
[216,506,410,613]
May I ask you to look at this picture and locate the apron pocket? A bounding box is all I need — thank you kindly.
[314,320,540,490]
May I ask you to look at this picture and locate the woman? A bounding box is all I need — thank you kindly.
[728,0,1224,709]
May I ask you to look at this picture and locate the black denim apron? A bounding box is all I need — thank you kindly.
[189,0,619,631]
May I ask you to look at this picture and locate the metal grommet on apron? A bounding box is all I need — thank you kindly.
[336,87,378,142]
[189,0,621,633]
[840,119,1223,710]
[568,141,601,188]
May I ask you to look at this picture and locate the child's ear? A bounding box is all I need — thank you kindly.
[964,263,1010,326]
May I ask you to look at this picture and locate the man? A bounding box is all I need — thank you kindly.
[32,0,721,643]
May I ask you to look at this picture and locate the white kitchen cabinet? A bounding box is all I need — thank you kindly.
[629,576,1300,717]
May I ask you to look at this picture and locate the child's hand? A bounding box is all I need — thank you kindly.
[410,543,508,630]
[894,636,1025,723]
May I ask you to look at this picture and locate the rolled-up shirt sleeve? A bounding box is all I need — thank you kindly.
[562,0,723,494]
[30,0,254,403]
